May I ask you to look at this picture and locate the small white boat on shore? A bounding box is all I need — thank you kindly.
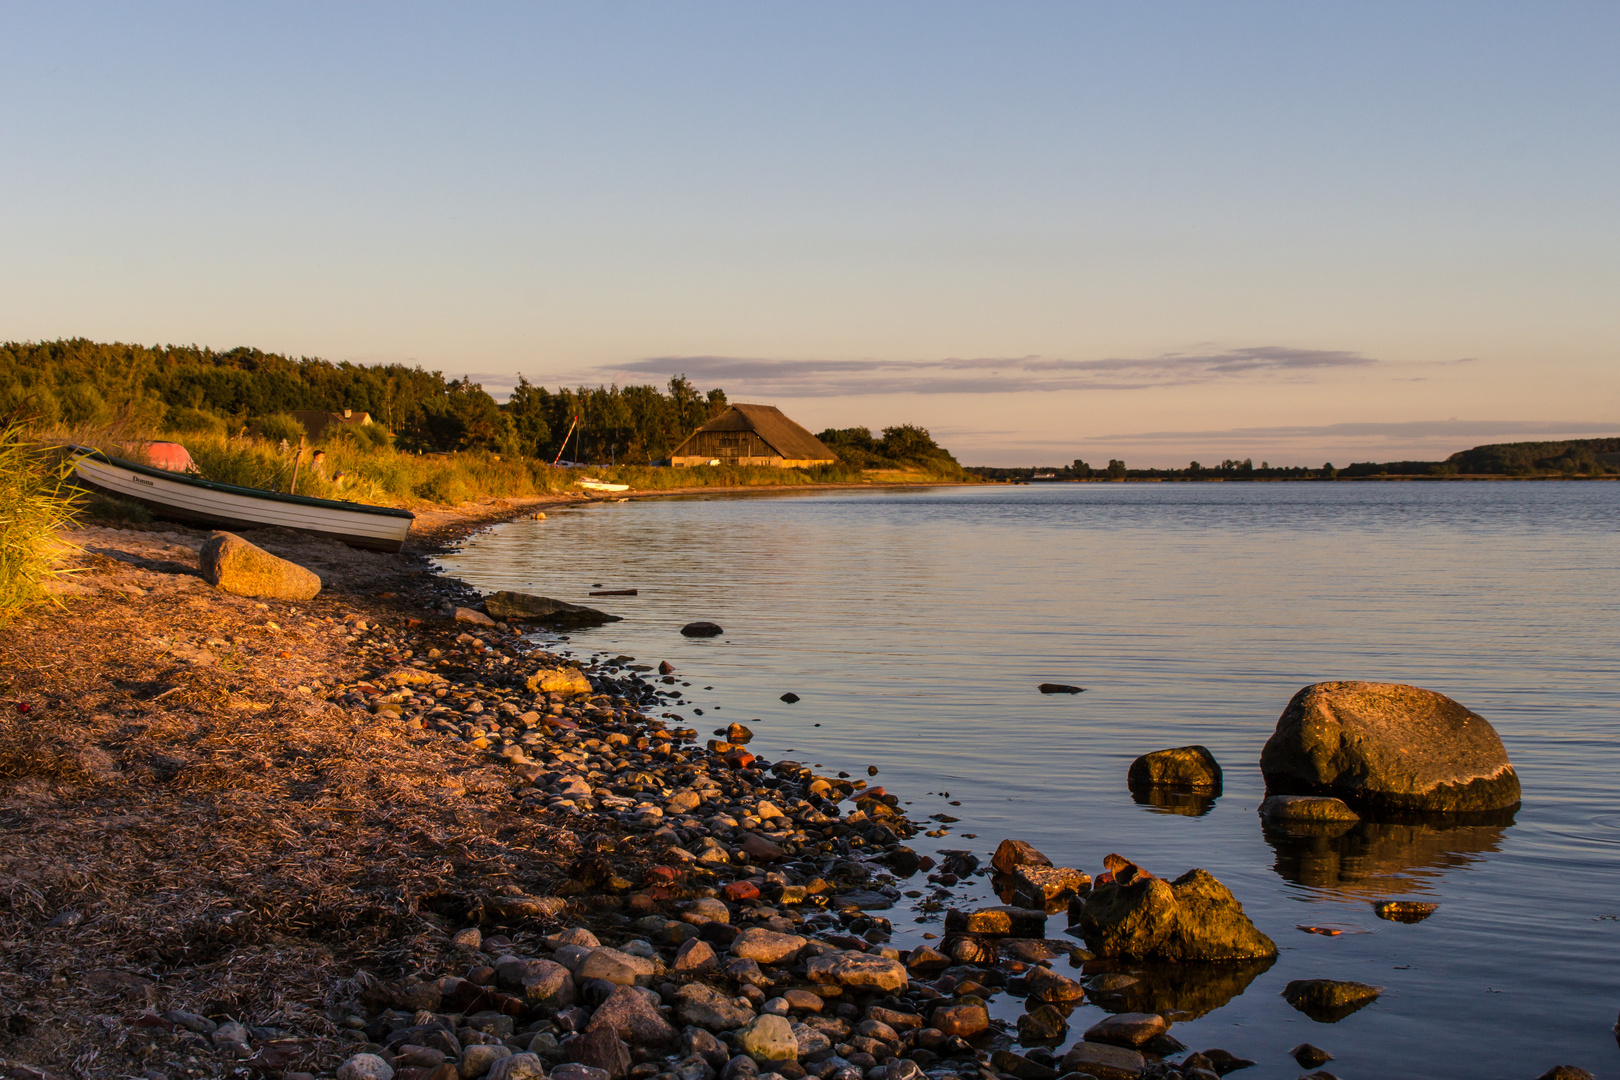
[578,477,631,493]
[72,447,415,553]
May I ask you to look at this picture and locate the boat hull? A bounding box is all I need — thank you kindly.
[74,454,414,553]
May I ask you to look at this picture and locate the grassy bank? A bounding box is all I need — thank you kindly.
[0,421,78,623]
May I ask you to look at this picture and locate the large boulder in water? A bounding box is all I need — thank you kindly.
[1074,859,1276,962]
[1260,682,1520,815]
[484,590,621,627]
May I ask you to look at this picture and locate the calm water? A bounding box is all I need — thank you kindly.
[438,482,1620,1077]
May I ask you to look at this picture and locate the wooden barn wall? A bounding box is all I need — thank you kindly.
[681,430,778,459]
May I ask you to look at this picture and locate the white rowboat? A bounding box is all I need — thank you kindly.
[578,478,631,493]
[72,448,415,553]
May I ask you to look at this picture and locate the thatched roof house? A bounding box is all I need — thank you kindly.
[291,408,374,442]
[671,404,837,468]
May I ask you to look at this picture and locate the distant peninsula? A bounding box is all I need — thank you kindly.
[971,438,1620,482]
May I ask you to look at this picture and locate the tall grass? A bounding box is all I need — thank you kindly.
[0,419,78,624]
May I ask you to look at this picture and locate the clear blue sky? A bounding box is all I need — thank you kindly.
[3,2,1616,465]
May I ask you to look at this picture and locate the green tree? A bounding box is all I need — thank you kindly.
[1107,459,1128,479]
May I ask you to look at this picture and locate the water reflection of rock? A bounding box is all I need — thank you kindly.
[1080,956,1276,1021]
[1262,813,1513,897]
[1129,786,1219,817]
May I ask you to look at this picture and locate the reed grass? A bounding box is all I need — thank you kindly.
[0,418,79,624]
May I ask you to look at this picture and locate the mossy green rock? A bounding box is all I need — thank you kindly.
[1076,867,1276,962]
[1261,682,1520,814]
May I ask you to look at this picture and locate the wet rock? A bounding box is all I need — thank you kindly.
[1259,795,1359,825]
[587,985,679,1047]
[681,622,724,638]
[1082,1013,1167,1048]
[780,693,800,703]
[738,834,786,862]
[804,951,909,993]
[1075,863,1276,962]
[676,984,756,1031]
[1281,979,1382,1023]
[991,840,1053,875]
[1059,1041,1145,1079]
[1535,1069,1596,1080]
[200,532,321,601]
[944,905,1046,937]
[989,1051,1058,1080]
[1197,1049,1255,1075]
[731,928,807,965]
[929,1004,989,1038]
[1084,973,1139,993]
[1291,1044,1332,1068]
[1372,900,1438,923]
[1127,745,1222,794]
[338,1055,394,1080]
[903,945,949,974]
[738,1015,797,1064]
[570,1025,631,1080]
[485,591,621,627]
[1016,1004,1068,1042]
[1007,866,1091,904]
[1021,965,1084,1003]
[1037,683,1083,695]
[1260,681,1521,814]
[456,607,497,626]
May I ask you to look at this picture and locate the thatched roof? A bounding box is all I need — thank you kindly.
[677,404,836,461]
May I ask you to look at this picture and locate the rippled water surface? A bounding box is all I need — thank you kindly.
[438,482,1620,1077]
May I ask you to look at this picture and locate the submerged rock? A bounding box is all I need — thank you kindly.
[1372,899,1439,923]
[199,531,321,601]
[681,621,724,637]
[1059,1041,1145,1080]
[1281,979,1382,1023]
[1083,1012,1168,1048]
[1259,795,1360,825]
[1127,745,1223,794]
[1260,681,1521,814]
[485,591,621,627]
[1075,862,1276,962]
[1291,1044,1333,1068]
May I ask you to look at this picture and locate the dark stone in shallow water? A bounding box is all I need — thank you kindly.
[1291,1043,1333,1068]
[1037,683,1084,694]
[484,591,621,627]
[1282,979,1382,1023]
[681,621,724,637]
[780,692,800,703]
[1260,681,1520,814]
[1128,745,1222,794]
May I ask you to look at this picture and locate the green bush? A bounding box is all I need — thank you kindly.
[0,422,78,623]
[249,412,307,446]
[413,469,473,505]
[162,404,228,435]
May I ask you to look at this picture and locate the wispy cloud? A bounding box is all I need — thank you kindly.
[603,346,1375,396]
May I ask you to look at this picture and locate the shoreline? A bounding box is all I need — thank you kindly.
[4,503,1602,1080]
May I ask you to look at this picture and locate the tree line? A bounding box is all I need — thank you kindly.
[969,438,1620,481]
[0,339,967,472]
